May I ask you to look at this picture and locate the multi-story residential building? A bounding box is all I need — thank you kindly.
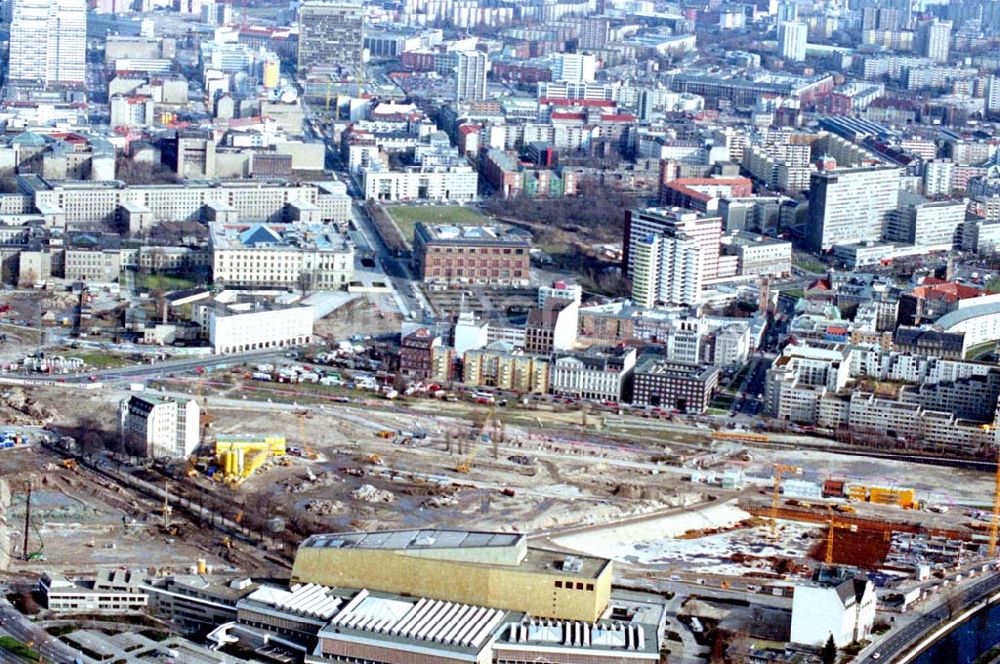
[741,144,812,193]
[110,95,156,128]
[524,299,579,354]
[203,299,314,355]
[455,50,489,101]
[209,222,354,289]
[118,394,200,458]
[297,1,364,74]
[631,355,719,413]
[550,346,636,403]
[463,341,551,394]
[629,232,702,307]
[764,343,853,422]
[805,165,902,251]
[624,207,722,306]
[399,328,445,379]
[8,0,86,87]
[899,369,1000,423]
[923,159,955,196]
[778,21,808,62]
[414,223,531,286]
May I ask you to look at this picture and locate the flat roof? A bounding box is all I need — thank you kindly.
[935,301,1000,330]
[303,529,523,552]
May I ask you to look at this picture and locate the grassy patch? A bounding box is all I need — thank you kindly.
[782,288,805,299]
[388,205,488,243]
[0,636,40,661]
[137,272,200,293]
[70,351,130,369]
[965,340,996,360]
[793,257,827,274]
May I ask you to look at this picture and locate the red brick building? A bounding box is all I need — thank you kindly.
[413,223,532,287]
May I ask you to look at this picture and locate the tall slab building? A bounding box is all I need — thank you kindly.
[297,0,364,75]
[7,0,86,87]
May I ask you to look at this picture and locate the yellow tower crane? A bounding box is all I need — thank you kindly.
[770,464,801,537]
[990,449,1000,557]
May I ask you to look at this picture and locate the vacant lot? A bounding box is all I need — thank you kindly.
[387,205,489,242]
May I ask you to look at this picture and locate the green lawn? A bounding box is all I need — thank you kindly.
[0,636,40,661]
[782,288,805,299]
[388,205,488,243]
[71,351,130,369]
[137,272,200,293]
[793,256,827,274]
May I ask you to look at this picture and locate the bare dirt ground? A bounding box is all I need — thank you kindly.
[7,378,995,584]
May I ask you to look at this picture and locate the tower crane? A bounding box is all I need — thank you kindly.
[990,448,1000,557]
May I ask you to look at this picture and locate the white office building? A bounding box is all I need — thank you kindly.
[791,569,875,648]
[361,163,478,202]
[209,222,354,290]
[920,19,951,63]
[8,0,86,87]
[118,394,200,458]
[206,301,314,354]
[550,347,637,402]
[455,50,488,101]
[778,21,808,62]
[806,166,902,251]
[552,53,596,84]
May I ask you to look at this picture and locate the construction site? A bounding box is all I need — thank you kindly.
[2,363,999,602]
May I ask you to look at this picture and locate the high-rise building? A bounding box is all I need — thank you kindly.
[455,50,488,101]
[552,53,596,84]
[919,18,951,63]
[7,0,86,87]
[572,16,610,49]
[805,166,902,251]
[630,232,703,306]
[778,21,808,62]
[987,76,1000,117]
[624,207,723,306]
[296,0,364,75]
[776,2,797,22]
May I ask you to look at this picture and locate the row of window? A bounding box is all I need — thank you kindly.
[553,580,595,591]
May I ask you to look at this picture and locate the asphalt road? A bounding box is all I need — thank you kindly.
[0,597,79,663]
[858,572,1000,663]
[5,349,287,384]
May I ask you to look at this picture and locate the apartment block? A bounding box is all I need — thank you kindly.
[463,341,551,394]
[118,394,200,458]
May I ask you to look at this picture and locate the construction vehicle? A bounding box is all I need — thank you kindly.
[455,455,474,473]
[376,430,395,439]
[712,431,769,444]
[61,458,78,471]
[364,454,383,466]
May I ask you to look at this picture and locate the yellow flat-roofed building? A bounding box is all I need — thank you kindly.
[290,529,613,622]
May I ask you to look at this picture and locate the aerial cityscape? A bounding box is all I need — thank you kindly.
[0,0,998,662]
